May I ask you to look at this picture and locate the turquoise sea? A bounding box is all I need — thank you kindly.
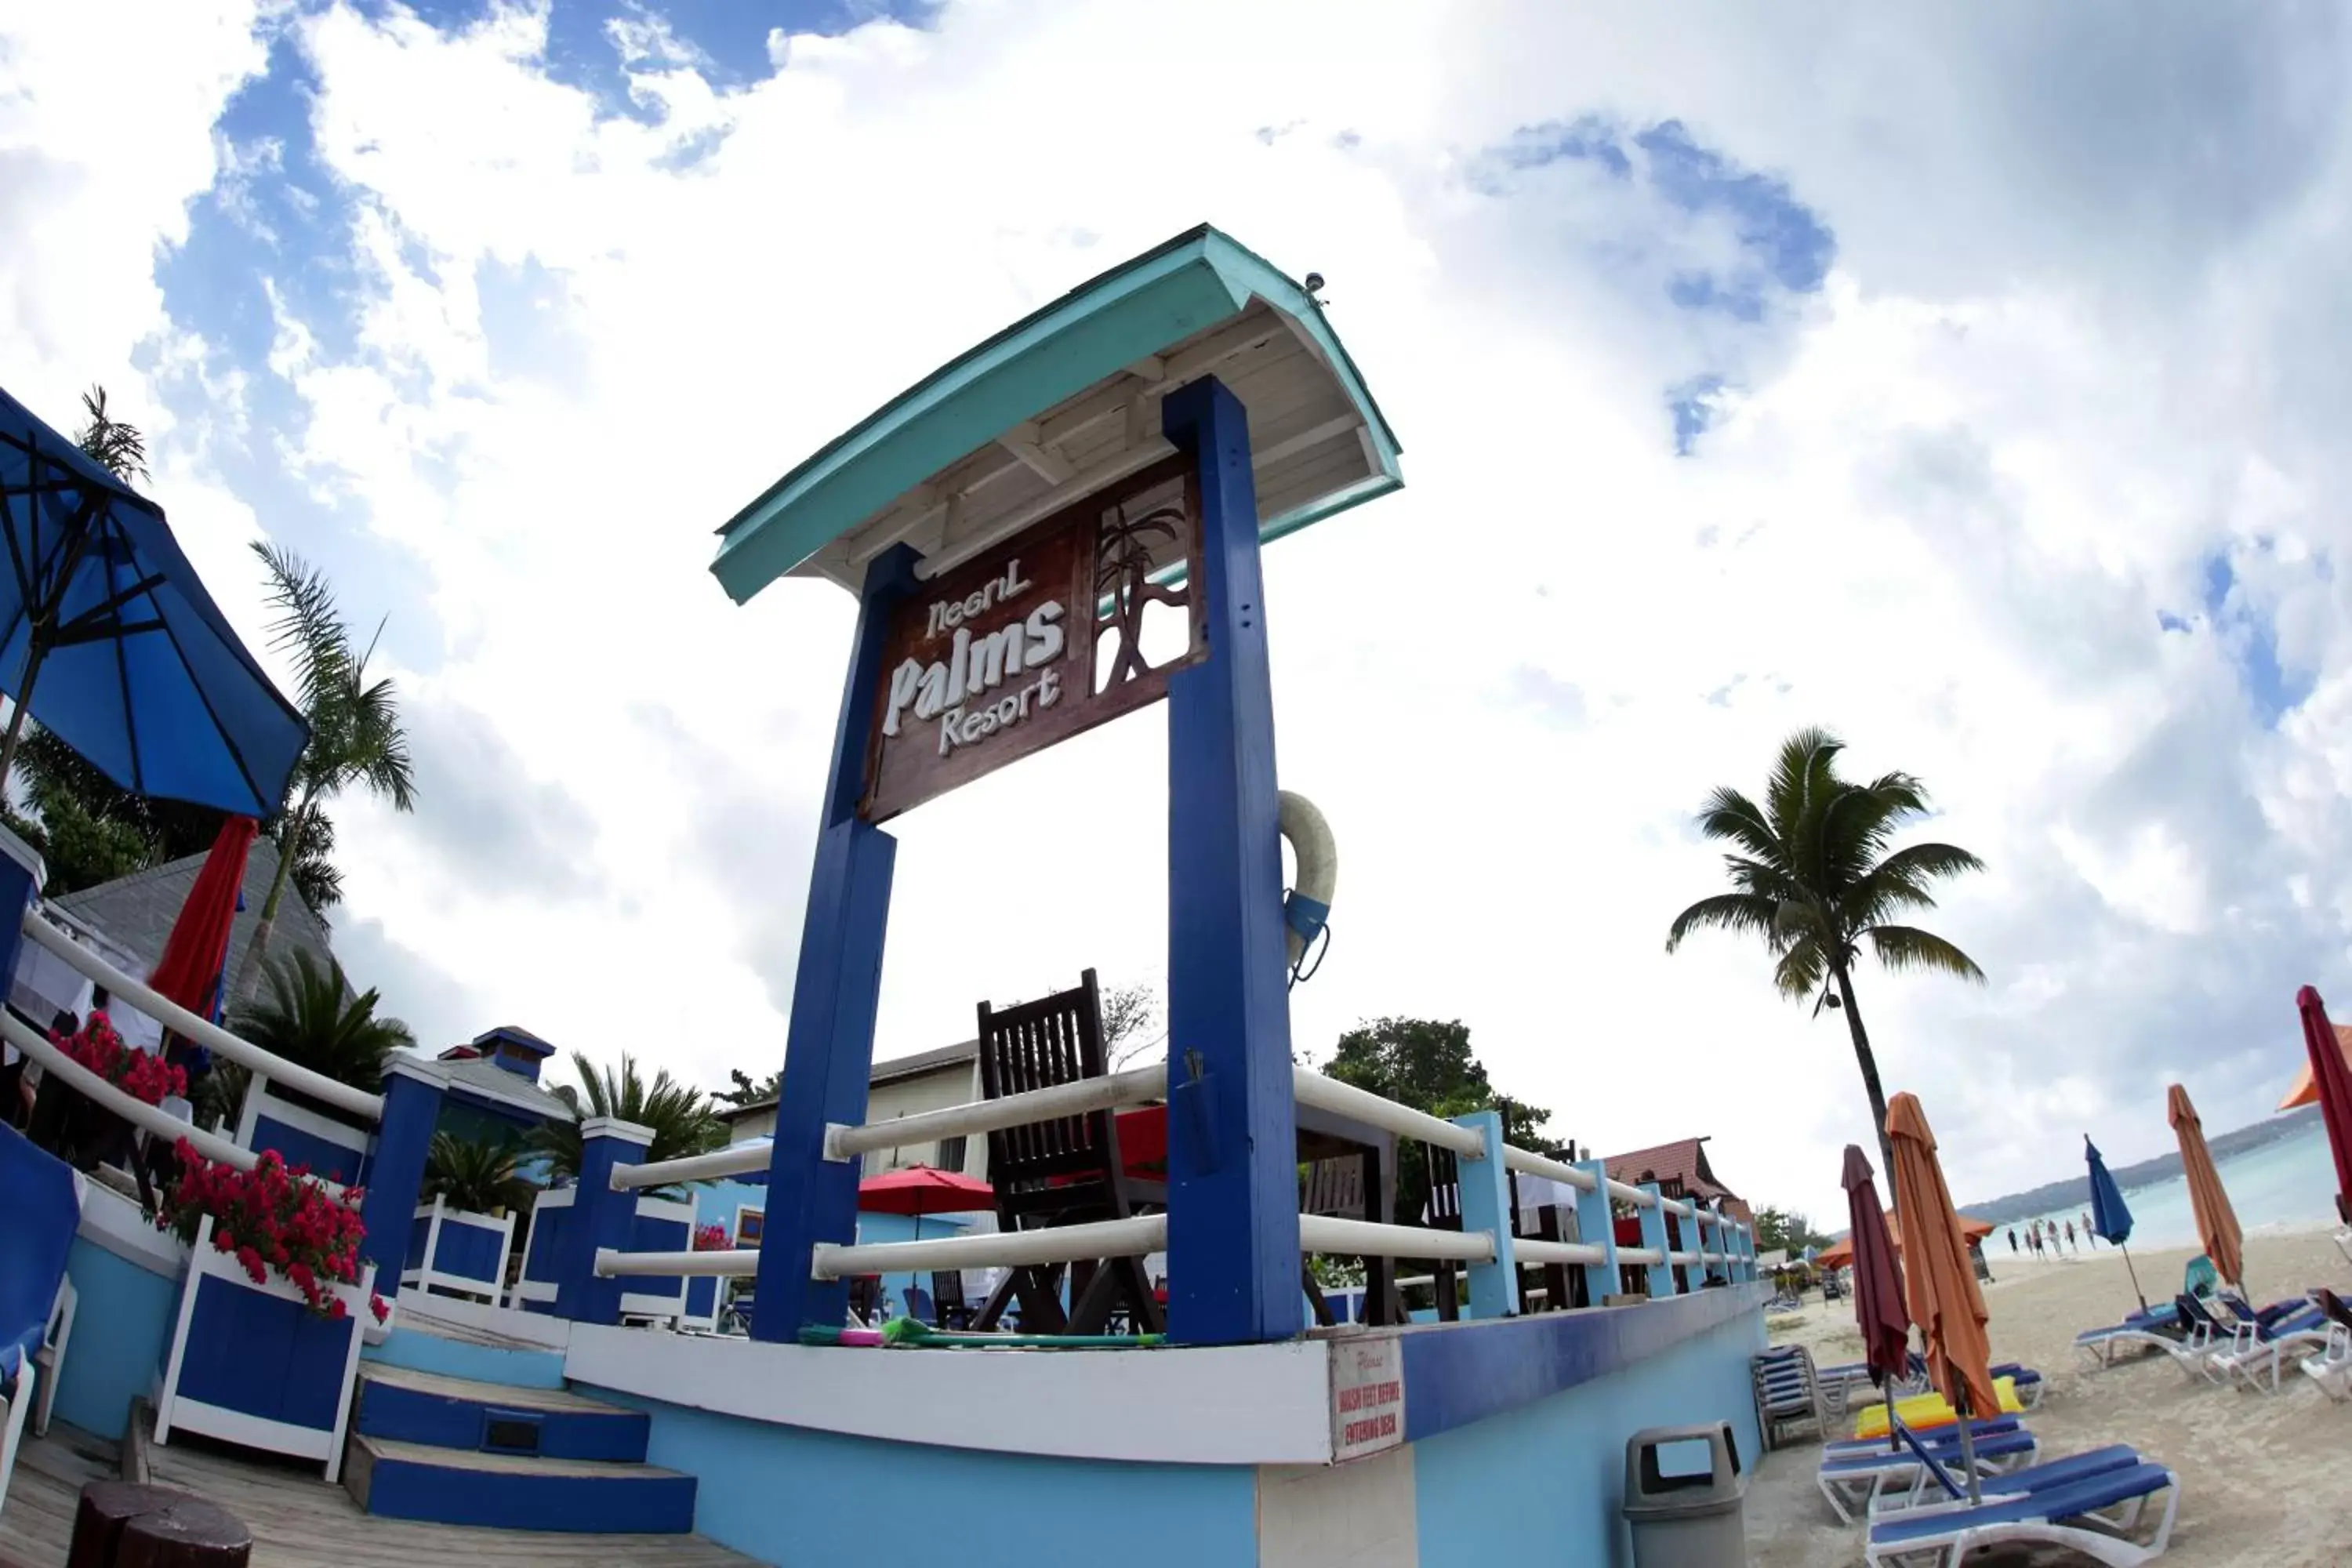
[1997,1120,2341,1256]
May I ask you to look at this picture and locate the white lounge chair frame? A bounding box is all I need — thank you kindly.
[1864,1465,2180,1568]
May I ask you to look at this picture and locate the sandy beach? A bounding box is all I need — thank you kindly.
[1743,1227,2351,1566]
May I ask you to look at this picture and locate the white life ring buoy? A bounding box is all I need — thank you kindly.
[1278,790,1336,974]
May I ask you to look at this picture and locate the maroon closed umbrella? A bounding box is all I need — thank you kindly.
[2297,987,2352,1225]
[1842,1144,1910,1389]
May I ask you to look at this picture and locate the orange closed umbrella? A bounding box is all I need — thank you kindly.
[2278,1023,2352,1112]
[2169,1083,2244,1290]
[1885,1093,1998,1426]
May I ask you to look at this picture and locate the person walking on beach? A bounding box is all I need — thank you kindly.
[2082,1210,2096,1247]
[2007,1227,2017,1254]
[2063,1218,2076,1252]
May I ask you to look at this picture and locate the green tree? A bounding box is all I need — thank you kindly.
[1753,1207,1831,1255]
[229,949,418,1095]
[534,1051,724,1184]
[230,543,416,1004]
[1318,1016,1564,1234]
[1665,727,1986,1174]
[5,721,341,902]
[716,1067,782,1108]
[422,1131,532,1215]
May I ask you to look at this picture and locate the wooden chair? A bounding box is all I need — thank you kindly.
[847,1275,883,1325]
[972,970,1165,1335]
[1301,1157,1367,1325]
[931,1270,973,1330]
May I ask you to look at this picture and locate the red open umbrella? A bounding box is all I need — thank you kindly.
[858,1164,992,1215]
[2297,987,2352,1225]
[147,816,256,1024]
[1842,1144,1910,1391]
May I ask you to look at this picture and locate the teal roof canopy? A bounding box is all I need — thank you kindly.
[710,225,1401,603]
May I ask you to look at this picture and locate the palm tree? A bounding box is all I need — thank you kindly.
[1664,728,1987,1174]
[230,543,415,1004]
[229,949,417,1095]
[423,1131,532,1215]
[532,1051,724,1185]
[74,385,149,485]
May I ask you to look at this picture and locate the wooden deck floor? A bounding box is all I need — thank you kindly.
[0,1427,763,1568]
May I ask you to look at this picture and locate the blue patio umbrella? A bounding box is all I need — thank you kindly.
[0,387,307,816]
[2085,1136,2146,1311]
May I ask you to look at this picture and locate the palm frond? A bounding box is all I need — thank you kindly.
[74,386,149,484]
[1766,727,1844,851]
[250,542,354,716]
[1863,924,1987,982]
[228,949,414,1091]
[1693,786,1785,866]
[1664,892,1780,953]
[1772,934,1829,1000]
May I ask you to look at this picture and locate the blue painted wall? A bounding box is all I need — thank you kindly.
[361,1324,568,1391]
[1410,1309,1765,1568]
[586,1388,1256,1568]
[52,1238,177,1440]
[852,1209,970,1318]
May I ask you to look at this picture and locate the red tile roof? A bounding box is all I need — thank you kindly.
[1602,1137,1752,1227]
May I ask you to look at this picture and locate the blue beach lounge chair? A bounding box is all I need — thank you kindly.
[2205,1299,2332,1393]
[0,1121,82,1517]
[1869,1442,2143,1517]
[2074,1302,2183,1369]
[1863,1430,2182,1567]
[1817,1423,2040,1523]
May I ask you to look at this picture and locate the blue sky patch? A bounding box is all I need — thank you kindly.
[2198,550,2312,725]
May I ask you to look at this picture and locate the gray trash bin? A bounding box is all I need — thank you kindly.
[1623,1421,1748,1567]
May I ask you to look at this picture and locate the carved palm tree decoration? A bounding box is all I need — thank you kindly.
[1094,504,1188,688]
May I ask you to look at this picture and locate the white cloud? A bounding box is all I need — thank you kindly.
[6,0,2352,1227]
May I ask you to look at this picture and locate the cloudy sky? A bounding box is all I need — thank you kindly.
[5,0,2347,1224]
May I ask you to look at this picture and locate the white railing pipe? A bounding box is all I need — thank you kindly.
[1606,1178,1657,1209]
[22,913,383,1120]
[812,1214,1167,1279]
[612,1142,773,1191]
[1290,1069,1484,1159]
[2,1012,256,1170]
[1501,1145,1597,1192]
[1512,1238,1608,1269]
[1298,1214,1495,1264]
[595,1247,759,1279]
[1618,1246,1664,1266]
[822,1064,1168,1163]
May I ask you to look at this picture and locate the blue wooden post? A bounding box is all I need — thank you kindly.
[751,546,918,1342]
[553,1117,651,1323]
[1673,1204,1702,1293]
[1634,1183,1676,1298]
[1737,1219,1756,1281]
[1449,1112,1518,1319]
[1161,376,1301,1347]
[358,1058,444,1287]
[1572,1159,1621,1305]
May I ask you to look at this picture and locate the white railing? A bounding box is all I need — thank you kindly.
[590,1062,1755,1312]
[1,1011,256,1170]
[1298,1214,1494,1264]
[1501,1143,1599,1192]
[827,1062,1169,1163]
[608,1140,775,1191]
[22,911,384,1120]
[1290,1069,1484,1157]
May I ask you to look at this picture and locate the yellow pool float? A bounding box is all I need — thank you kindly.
[1850,1377,2024,1439]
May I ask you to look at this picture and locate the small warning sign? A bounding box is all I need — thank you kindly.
[1330,1337,1405,1461]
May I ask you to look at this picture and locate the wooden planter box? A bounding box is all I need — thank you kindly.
[152,1216,374,1483]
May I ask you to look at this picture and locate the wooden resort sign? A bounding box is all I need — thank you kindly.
[859,457,1207,822]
